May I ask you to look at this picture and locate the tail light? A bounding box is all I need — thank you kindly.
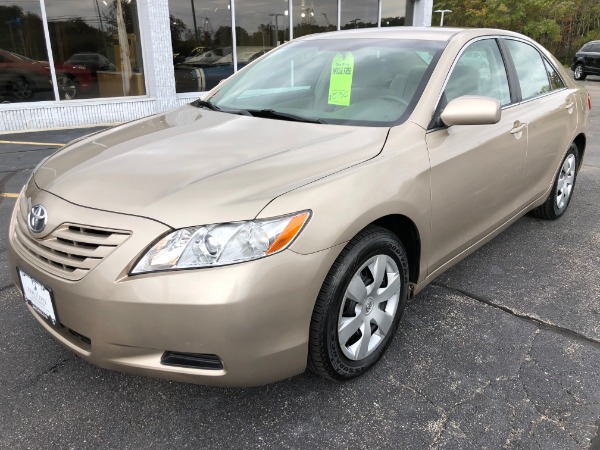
[588,94,592,110]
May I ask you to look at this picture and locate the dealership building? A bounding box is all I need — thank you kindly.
[0,0,433,132]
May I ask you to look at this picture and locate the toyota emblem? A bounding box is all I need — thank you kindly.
[28,204,48,234]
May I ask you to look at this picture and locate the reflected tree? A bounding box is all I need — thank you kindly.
[0,5,47,60]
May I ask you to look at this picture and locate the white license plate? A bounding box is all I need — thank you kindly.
[18,269,57,325]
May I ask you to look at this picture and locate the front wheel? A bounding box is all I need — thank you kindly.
[308,225,410,381]
[57,75,78,100]
[573,64,587,81]
[531,142,579,220]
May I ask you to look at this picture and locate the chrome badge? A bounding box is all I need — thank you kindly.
[28,204,48,234]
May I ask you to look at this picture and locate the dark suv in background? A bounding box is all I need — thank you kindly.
[572,40,600,80]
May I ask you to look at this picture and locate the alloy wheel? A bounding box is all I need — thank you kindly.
[57,76,77,100]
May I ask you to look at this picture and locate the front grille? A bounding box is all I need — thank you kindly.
[13,203,131,281]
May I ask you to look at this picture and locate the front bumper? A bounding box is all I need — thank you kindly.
[8,185,341,386]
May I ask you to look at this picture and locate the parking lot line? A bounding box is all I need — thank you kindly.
[0,193,19,198]
[0,140,64,147]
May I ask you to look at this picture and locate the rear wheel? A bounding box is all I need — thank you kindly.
[9,76,33,100]
[573,64,587,81]
[531,143,579,220]
[308,225,409,381]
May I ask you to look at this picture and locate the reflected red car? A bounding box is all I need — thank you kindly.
[0,49,96,101]
[0,49,51,100]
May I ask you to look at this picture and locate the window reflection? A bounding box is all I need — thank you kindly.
[46,0,145,100]
[235,0,288,52]
[170,0,233,93]
[505,40,550,100]
[381,0,411,27]
[340,0,378,29]
[0,1,53,102]
[293,1,336,39]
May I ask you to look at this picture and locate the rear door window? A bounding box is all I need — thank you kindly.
[505,40,550,101]
[543,59,565,91]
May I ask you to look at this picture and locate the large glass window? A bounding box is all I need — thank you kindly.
[293,1,337,39]
[340,0,378,29]
[0,0,52,102]
[234,0,288,64]
[381,0,412,27]
[45,0,146,100]
[170,0,233,93]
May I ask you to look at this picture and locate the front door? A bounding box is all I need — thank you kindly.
[426,38,527,273]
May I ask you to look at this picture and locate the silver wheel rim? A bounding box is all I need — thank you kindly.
[556,154,576,210]
[337,254,401,361]
[57,77,76,100]
[574,66,582,79]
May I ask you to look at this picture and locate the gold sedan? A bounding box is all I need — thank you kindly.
[8,27,590,386]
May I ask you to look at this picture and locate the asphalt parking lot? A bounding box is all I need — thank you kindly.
[1,78,599,449]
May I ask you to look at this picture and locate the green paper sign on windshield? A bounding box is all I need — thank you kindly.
[328,52,354,106]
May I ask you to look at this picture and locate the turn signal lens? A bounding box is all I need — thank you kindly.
[266,212,310,254]
[588,94,592,110]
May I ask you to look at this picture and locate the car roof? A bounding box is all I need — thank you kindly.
[297,27,526,43]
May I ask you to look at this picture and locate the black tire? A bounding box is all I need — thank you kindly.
[573,64,587,81]
[531,142,579,220]
[308,225,410,381]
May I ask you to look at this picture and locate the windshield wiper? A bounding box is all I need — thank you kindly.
[191,99,221,111]
[191,102,325,123]
[191,100,255,117]
[244,109,327,124]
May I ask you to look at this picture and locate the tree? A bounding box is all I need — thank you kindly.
[432,0,600,63]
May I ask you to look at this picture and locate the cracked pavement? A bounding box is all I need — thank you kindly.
[0,78,599,449]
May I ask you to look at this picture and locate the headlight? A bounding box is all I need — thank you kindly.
[131,210,311,274]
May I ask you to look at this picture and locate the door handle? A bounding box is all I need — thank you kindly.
[565,102,575,109]
[510,122,527,134]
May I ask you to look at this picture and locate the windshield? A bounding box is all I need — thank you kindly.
[207,38,445,126]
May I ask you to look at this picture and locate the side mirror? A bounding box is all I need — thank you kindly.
[440,96,501,126]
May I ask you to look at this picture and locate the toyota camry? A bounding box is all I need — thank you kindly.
[8,27,590,386]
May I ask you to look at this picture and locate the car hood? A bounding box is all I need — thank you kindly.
[34,105,389,228]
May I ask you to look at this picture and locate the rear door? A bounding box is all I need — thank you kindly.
[502,39,579,206]
[426,38,528,273]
